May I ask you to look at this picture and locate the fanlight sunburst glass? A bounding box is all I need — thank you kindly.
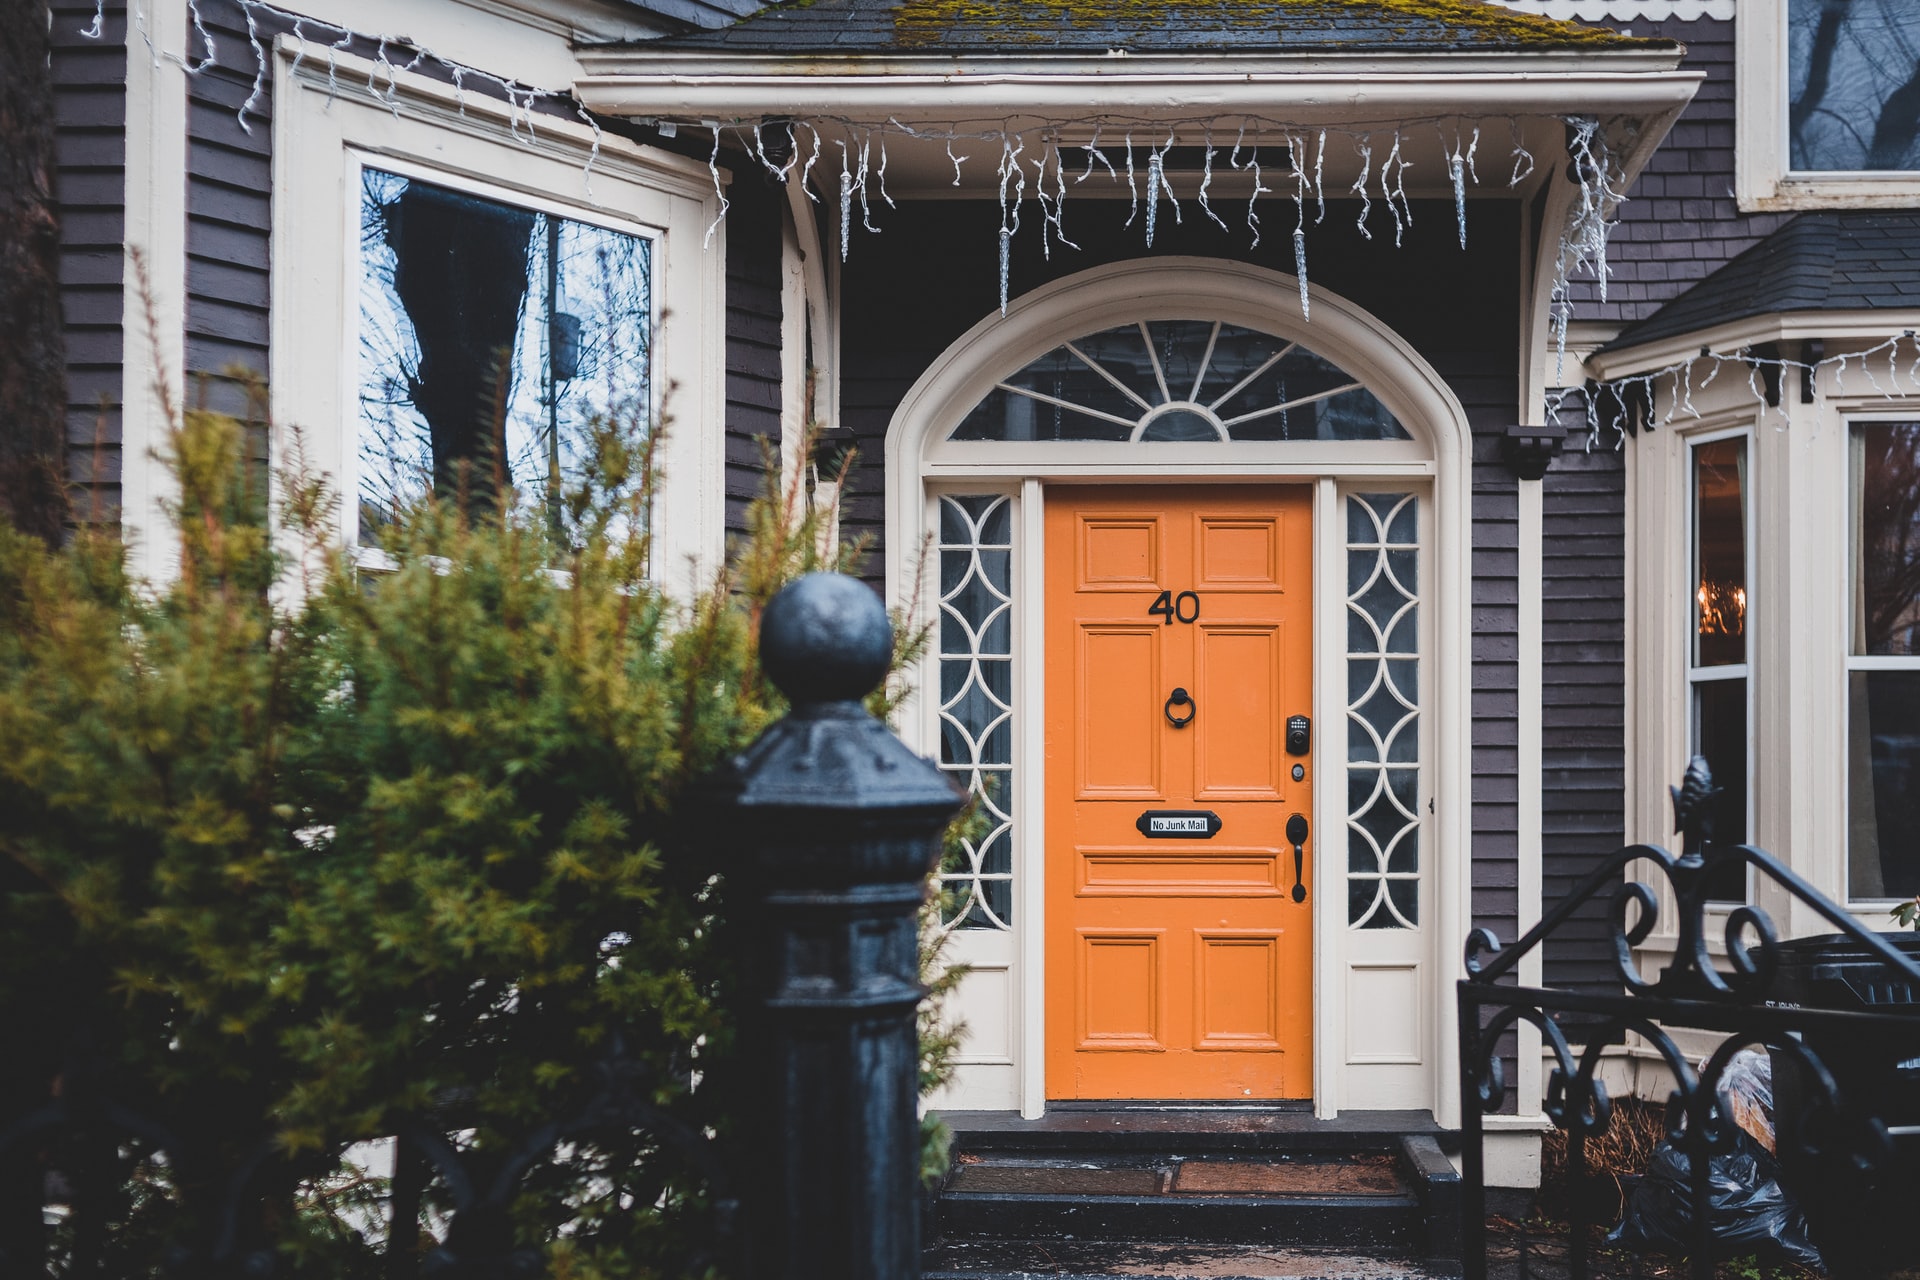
[950,320,1409,444]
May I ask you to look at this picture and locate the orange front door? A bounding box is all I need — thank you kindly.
[1044,486,1314,1101]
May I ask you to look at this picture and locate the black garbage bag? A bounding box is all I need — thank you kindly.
[1606,1139,1822,1269]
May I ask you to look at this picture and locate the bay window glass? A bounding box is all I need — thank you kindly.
[1788,0,1920,172]
[1689,436,1750,901]
[356,169,654,543]
[1847,422,1920,900]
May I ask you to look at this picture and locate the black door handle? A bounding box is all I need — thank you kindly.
[1286,812,1308,903]
[1164,687,1195,728]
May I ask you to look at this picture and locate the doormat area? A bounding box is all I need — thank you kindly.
[1172,1155,1403,1197]
[950,1164,1169,1196]
[945,1153,1407,1200]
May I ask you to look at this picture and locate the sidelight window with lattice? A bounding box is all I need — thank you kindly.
[935,494,1016,930]
[1346,492,1421,928]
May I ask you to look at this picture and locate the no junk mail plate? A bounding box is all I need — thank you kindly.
[1135,810,1224,839]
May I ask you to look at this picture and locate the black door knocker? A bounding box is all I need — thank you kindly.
[1286,812,1309,903]
[1164,687,1195,728]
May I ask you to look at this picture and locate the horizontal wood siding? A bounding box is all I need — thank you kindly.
[723,175,784,539]
[52,1,127,520]
[1541,447,1627,994]
[184,0,274,428]
[1572,16,1788,326]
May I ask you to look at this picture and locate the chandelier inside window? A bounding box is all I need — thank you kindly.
[950,320,1409,444]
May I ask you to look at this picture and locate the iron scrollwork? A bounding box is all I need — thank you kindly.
[1458,757,1920,1280]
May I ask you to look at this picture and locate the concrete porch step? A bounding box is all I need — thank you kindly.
[927,1109,1461,1265]
[934,1150,1423,1248]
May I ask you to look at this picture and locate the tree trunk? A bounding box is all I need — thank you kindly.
[0,0,73,542]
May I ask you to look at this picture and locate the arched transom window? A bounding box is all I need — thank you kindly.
[950,320,1410,444]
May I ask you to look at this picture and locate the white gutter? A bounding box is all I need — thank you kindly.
[1588,310,1920,380]
[574,66,1700,123]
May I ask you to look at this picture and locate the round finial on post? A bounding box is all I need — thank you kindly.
[759,572,894,705]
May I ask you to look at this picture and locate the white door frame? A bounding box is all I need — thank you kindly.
[885,258,1474,1123]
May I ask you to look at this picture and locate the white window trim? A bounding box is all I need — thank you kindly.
[1736,0,1920,211]
[1683,425,1754,903]
[887,258,1476,1126]
[1840,408,1920,909]
[269,38,727,585]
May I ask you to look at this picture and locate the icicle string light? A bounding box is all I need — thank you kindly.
[134,0,571,149]
[1288,135,1311,320]
[1561,331,1920,449]
[1352,137,1374,243]
[1239,144,1269,250]
[705,123,730,249]
[1197,129,1228,233]
[134,1,1636,344]
[837,139,853,260]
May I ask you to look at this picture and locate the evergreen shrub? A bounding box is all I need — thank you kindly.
[0,393,962,1277]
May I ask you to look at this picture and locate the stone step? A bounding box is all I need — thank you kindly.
[944,1107,1442,1156]
[928,1110,1461,1264]
[933,1150,1423,1248]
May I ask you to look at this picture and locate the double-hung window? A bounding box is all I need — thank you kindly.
[1741,0,1920,207]
[270,41,725,573]
[1688,433,1751,900]
[1846,421,1920,903]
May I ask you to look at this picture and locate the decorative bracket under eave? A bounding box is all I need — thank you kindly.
[1501,424,1565,481]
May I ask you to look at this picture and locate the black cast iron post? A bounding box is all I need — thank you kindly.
[709,573,963,1280]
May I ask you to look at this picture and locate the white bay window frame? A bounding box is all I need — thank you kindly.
[1603,336,1920,956]
[269,38,727,582]
[1684,425,1754,904]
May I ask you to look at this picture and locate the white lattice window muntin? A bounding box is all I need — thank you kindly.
[935,494,1016,930]
[1346,492,1421,929]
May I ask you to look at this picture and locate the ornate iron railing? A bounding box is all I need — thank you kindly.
[1458,758,1920,1280]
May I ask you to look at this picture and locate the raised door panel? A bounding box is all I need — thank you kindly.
[1193,932,1282,1052]
[1077,625,1161,797]
[1079,517,1160,590]
[1193,625,1282,800]
[1197,515,1283,591]
[1078,932,1164,1049]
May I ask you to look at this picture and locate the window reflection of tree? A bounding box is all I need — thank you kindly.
[1859,424,1920,655]
[356,170,652,543]
[1790,0,1920,171]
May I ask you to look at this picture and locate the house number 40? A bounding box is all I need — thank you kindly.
[1147,590,1201,624]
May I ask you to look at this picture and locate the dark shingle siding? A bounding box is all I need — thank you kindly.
[1607,212,1920,351]
[1570,15,1790,327]
[1541,447,1624,994]
[724,175,786,539]
[53,1,127,520]
[185,0,275,424]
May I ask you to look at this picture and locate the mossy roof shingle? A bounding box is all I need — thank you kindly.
[1605,212,1920,352]
[642,0,1645,55]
